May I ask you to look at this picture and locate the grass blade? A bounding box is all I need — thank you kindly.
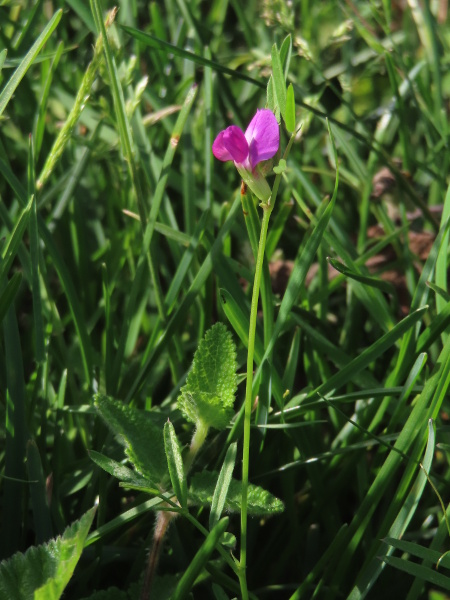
[0,10,62,117]
[172,517,229,600]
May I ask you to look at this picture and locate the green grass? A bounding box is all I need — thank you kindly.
[1,1,450,599]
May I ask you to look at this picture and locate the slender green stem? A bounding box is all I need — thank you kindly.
[184,421,209,474]
[239,201,273,600]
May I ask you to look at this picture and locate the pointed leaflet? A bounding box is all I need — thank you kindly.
[164,421,188,508]
[94,394,167,485]
[177,323,237,431]
[209,443,237,530]
[285,83,296,133]
[271,43,287,120]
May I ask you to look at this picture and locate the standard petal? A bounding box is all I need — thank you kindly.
[245,109,279,169]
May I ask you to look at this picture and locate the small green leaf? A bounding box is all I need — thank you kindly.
[0,508,95,600]
[177,323,237,431]
[285,83,296,133]
[273,159,287,175]
[209,443,237,530]
[164,421,188,508]
[94,394,167,485]
[279,34,292,79]
[189,471,284,516]
[271,43,287,120]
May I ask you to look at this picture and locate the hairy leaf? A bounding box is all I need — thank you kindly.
[189,471,284,516]
[0,508,95,600]
[94,394,167,485]
[177,323,237,431]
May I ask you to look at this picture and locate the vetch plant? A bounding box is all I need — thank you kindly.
[211,41,338,600]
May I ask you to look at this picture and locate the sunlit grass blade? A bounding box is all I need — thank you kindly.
[348,419,436,599]
[121,26,265,89]
[381,555,450,590]
[258,123,339,370]
[124,194,242,403]
[302,306,427,405]
[435,180,450,326]
[33,41,64,159]
[327,333,450,591]
[0,157,94,387]
[28,138,45,363]
[0,9,62,118]
[111,84,198,394]
[327,257,396,295]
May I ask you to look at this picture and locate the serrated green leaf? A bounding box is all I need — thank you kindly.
[94,394,167,485]
[209,443,237,530]
[285,83,295,133]
[164,421,188,508]
[189,471,284,516]
[0,508,95,600]
[177,323,237,431]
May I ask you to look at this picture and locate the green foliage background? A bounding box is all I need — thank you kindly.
[1,0,450,598]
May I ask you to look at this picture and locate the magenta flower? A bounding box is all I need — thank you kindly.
[212,109,279,201]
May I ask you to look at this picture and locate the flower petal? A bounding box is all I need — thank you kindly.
[244,109,279,169]
[212,126,248,164]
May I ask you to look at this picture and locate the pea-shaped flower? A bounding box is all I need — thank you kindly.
[212,109,279,201]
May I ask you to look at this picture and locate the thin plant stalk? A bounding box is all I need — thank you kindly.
[239,199,273,600]
[239,134,295,599]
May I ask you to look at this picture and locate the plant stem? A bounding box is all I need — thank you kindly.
[239,200,273,600]
[141,509,173,600]
[183,420,209,474]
